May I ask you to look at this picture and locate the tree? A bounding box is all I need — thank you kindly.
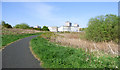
[2,21,6,26]
[14,23,30,29]
[4,23,12,28]
[1,21,12,28]
[33,28,42,31]
[85,14,118,43]
[79,28,87,31]
[42,26,49,31]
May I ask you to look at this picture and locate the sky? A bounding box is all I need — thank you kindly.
[2,2,118,28]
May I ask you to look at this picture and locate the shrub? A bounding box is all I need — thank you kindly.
[79,28,87,31]
[14,23,30,29]
[1,21,12,28]
[42,26,49,31]
[33,28,42,31]
[85,14,119,43]
[40,32,58,40]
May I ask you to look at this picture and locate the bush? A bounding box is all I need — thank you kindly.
[14,23,30,29]
[85,14,119,43]
[79,28,87,31]
[40,32,58,40]
[33,28,42,31]
[42,26,49,31]
[1,21,12,28]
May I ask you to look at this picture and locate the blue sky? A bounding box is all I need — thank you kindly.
[2,2,118,28]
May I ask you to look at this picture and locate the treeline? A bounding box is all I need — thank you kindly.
[1,21,49,31]
[85,14,119,43]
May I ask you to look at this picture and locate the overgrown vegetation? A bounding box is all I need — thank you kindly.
[40,32,118,55]
[85,14,118,43]
[30,36,119,68]
[40,32,58,40]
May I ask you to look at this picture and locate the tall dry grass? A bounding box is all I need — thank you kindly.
[2,28,41,35]
[51,32,118,56]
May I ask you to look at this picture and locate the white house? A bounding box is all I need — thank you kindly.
[34,25,41,28]
[48,26,58,32]
[48,21,80,32]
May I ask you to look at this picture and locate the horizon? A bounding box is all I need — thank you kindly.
[2,2,118,28]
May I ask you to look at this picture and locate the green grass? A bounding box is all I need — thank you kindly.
[1,33,42,48]
[30,37,119,68]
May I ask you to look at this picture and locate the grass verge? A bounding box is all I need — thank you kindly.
[30,36,119,68]
[1,33,42,48]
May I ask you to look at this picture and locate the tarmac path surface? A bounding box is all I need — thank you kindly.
[2,35,41,68]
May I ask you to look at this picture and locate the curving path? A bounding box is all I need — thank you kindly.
[2,35,41,68]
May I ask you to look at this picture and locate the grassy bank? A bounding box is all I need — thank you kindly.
[30,36,119,68]
[2,33,42,48]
